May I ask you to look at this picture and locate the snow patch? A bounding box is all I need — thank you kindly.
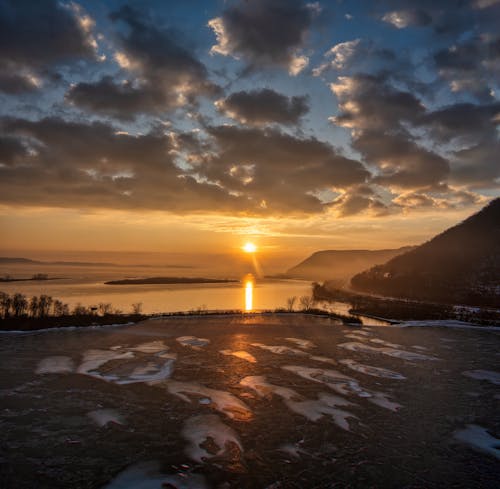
[35,356,75,374]
[156,380,253,421]
[87,409,124,427]
[339,359,405,380]
[220,350,256,363]
[176,336,210,348]
[338,342,439,361]
[454,425,500,460]
[129,340,169,353]
[182,414,243,463]
[102,460,208,489]
[284,337,316,349]
[250,342,308,356]
[462,370,500,385]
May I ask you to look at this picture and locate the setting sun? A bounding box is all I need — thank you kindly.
[242,242,257,253]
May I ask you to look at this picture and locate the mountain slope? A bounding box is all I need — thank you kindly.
[351,199,500,307]
[286,247,414,281]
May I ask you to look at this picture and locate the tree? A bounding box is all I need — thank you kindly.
[73,303,88,315]
[0,292,11,318]
[131,302,143,314]
[11,293,28,317]
[37,295,53,317]
[52,299,68,316]
[299,295,314,311]
[29,296,39,318]
[286,296,297,312]
[98,302,113,315]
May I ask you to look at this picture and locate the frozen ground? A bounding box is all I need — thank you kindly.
[0,314,499,488]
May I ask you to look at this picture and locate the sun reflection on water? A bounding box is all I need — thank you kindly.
[244,274,254,311]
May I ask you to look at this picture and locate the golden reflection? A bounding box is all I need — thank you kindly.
[244,273,254,311]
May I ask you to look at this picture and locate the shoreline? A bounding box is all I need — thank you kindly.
[1,309,498,334]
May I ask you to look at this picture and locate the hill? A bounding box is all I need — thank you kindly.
[350,199,500,307]
[286,247,414,281]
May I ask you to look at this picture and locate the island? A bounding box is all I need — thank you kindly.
[104,277,239,285]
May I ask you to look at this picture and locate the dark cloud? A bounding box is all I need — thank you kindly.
[194,125,370,213]
[329,74,450,190]
[0,116,371,216]
[215,89,309,126]
[434,35,500,101]
[354,132,450,189]
[0,0,98,94]
[0,116,246,213]
[330,185,389,217]
[418,102,500,143]
[66,5,219,118]
[330,74,425,131]
[208,0,319,75]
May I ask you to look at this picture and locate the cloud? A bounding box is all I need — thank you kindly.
[215,89,309,126]
[381,9,432,29]
[193,125,371,214]
[434,35,500,101]
[208,0,319,75]
[66,5,219,118]
[0,116,370,216]
[0,1,98,93]
[330,185,389,217]
[328,74,450,190]
[0,116,247,213]
[330,74,425,131]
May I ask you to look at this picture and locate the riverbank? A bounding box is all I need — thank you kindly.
[313,283,500,326]
[0,308,364,332]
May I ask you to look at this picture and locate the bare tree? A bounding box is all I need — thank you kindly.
[73,303,88,315]
[38,295,53,317]
[286,296,297,312]
[29,296,39,318]
[131,302,143,314]
[98,302,113,315]
[0,292,11,318]
[52,299,68,316]
[11,293,28,317]
[299,295,314,311]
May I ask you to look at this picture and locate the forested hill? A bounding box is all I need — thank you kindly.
[351,199,500,307]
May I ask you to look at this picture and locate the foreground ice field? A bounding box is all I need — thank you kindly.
[0,314,499,488]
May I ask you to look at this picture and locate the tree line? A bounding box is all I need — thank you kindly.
[0,292,142,319]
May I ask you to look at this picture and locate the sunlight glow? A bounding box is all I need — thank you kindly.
[242,242,257,253]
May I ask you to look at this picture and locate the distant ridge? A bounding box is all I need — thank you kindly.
[0,257,194,268]
[351,198,500,307]
[286,247,414,281]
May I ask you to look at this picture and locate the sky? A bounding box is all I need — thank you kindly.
[0,0,499,266]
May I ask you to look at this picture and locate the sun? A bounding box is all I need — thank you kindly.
[242,242,257,253]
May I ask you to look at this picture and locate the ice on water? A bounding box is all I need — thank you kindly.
[454,425,500,460]
[176,336,210,348]
[462,369,500,385]
[156,380,253,421]
[102,461,208,489]
[35,356,75,374]
[88,409,125,427]
[182,414,243,463]
[339,359,406,380]
[284,337,316,349]
[250,342,308,356]
[219,349,257,363]
[338,342,439,361]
